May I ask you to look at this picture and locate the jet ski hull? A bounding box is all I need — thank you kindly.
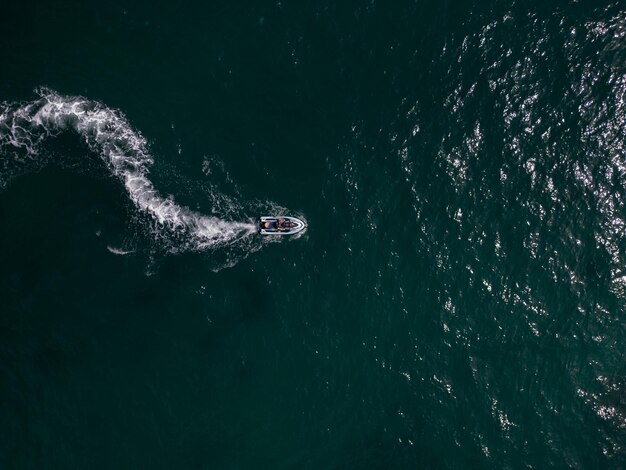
[258,216,306,235]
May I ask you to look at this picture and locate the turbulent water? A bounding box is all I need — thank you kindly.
[0,89,258,250]
[1,1,625,468]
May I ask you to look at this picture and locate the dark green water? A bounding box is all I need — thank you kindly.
[1,1,625,468]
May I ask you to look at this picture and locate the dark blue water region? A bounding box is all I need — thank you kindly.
[1,0,625,468]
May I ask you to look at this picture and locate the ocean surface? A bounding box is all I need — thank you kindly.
[1,1,625,468]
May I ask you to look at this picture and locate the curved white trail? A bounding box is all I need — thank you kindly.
[0,88,256,250]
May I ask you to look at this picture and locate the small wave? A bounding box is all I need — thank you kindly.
[106,246,135,256]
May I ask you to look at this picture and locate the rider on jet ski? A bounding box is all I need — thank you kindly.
[261,218,286,232]
[258,216,305,235]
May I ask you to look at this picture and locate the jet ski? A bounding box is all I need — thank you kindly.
[258,216,306,235]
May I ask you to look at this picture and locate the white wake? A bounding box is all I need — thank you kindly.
[0,88,257,251]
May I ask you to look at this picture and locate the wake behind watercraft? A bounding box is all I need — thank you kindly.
[258,216,306,235]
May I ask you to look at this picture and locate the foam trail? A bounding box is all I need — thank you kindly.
[0,88,256,250]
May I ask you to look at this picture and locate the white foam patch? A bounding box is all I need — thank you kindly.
[0,88,259,252]
[106,246,135,256]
